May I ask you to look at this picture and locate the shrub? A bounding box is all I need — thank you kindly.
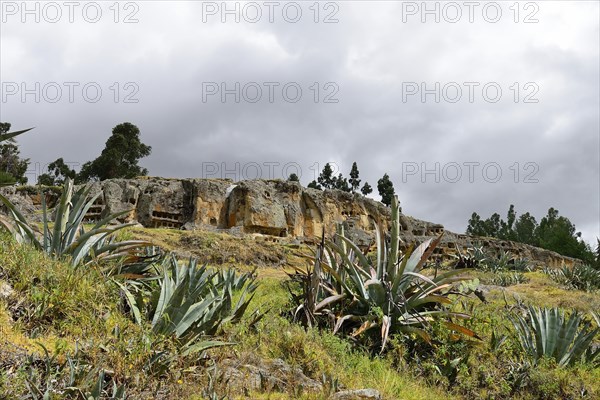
[489,272,529,287]
[288,196,478,352]
[482,250,531,273]
[453,245,486,269]
[510,306,600,367]
[545,264,600,292]
[0,178,150,268]
[21,343,126,400]
[118,254,258,354]
[454,247,531,273]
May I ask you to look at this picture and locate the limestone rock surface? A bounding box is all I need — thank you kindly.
[0,178,581,269]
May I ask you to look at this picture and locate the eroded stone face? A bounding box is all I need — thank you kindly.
[0,186,42,223]
[227,181,289,236]
[0,178,582,268]
[137,179,188,228]
[186,179,232,228]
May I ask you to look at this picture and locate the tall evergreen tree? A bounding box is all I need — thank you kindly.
[377,173,395,206]
[466,212,487,237]
[349,162,361,193]
[360,182,373,196]
[507,204,517,232]
[77,122,151,182]
[468,206,595,264]
[513,212,538,245]
[307,180,322,190]
[484,213,502,238]
[499,204,517,240]
[536,208,593,263]
[333,173,350,192]
[317,163,335,189]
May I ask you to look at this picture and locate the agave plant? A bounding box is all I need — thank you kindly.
[0,177,150,267]
[118,254,258,354]
[592,311,600,328]
[482,250,530,273]
[0,126,34,187]
[490,272,529,287]
[0,126,34,142]
[547,264,600,292]
[107,245,164,277]
[23,342,126,400]
[290,196,478,351]
[510,306,600,367]
[453,245,486,269]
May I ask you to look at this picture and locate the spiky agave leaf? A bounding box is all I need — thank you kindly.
[0,127,34,142]
[591,311,600,328]
[118,253,258,342]
[510,306,599,367]
[294,195,476,352]
[0,177,152,269]
[0,194,42,247]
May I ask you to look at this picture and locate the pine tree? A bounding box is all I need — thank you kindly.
[377,173,395,206]
[514,212,538,245]
[536,208,594,262]
[317,163,335,189]
[349,162,361,193]
[506,204,517,239]
[333,173,350,192]
[307,180,322,190]
[466,206,595,264]
[484,213,502,238]
[360,182,373,196]
[466,212,487,236]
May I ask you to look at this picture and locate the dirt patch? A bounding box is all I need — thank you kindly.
[125,228,307,269]
[178,233,290,267]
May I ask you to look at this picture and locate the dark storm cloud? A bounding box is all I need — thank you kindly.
[1,1,598,243]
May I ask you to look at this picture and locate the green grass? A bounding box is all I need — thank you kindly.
[1,228,599,399]
[0,233,448,399]
[223,278,450,399]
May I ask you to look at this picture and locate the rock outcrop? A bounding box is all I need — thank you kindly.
[77,178,392,245]
[0,177,581,268]
[330,389,382,400]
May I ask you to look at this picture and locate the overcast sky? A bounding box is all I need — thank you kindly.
[1,1,599,244]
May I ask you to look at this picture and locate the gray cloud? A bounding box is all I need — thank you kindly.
[1,1,598,243]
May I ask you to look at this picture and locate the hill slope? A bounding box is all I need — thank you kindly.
[1,226,599,399]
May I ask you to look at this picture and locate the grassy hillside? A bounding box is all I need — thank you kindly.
[1,227,599,399]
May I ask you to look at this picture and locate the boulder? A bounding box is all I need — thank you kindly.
[0,281,14,300]
[221,357,322,394]
[330,388,382,400]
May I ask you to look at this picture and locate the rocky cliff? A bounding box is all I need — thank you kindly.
[0,178,580,268]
